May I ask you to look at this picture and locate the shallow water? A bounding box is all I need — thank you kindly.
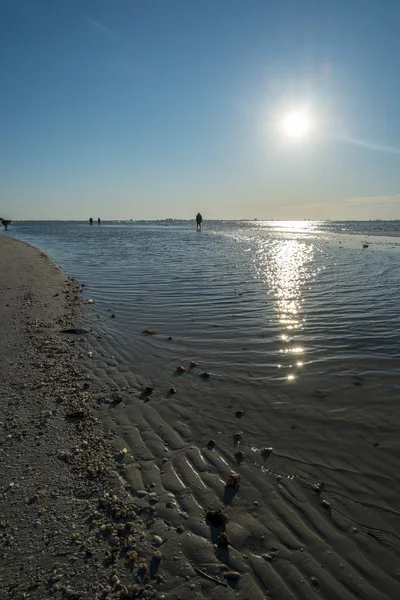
[4,220,400,392]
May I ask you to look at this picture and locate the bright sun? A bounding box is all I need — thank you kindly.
[282,111,311,138]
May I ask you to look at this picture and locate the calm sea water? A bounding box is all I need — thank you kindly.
[3,220,400,394]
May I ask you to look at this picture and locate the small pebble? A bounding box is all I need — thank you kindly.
[235,410,244,418]
[136,490,148,498]
[168,388,176,395]
[153,535,163,547]
[225,571,241,580]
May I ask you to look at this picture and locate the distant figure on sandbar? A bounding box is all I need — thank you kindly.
[196,212,202,231]
[98,217,101,225]
[89,217,93,226]
[1,219,11,230]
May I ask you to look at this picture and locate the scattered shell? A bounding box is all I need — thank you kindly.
[217,532,231,547]
[153,550,162,561]
[176,365,186,373]
[321,499,331,509]
[262,553,273,562]
[88,351,93,358]
[127,550,138,564]
[143,329,156,335]
[138,561,147,572]
[225,571,241,580]
[235,410,244,418]
[120,448,128,456]
[88,298,94,304]
[226,473,241,488]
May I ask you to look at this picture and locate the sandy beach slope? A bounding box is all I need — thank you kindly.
[0,237,171,600]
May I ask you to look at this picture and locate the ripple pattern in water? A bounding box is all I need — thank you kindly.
[5,220,400,389]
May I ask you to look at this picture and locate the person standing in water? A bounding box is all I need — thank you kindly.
[196,212,202,231]
[1,219,11,230]
[98,217,101,225]
[89,217,93,226]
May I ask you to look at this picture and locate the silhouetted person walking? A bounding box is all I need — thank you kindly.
[89,217,93,226]
[196,212,202,231]
[98,217,101,225]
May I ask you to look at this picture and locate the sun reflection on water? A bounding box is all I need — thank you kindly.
[255,238,314,380]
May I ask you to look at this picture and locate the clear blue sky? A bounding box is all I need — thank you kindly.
[1,0,399,220]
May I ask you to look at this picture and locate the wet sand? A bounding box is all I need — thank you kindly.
[2,235,400,599]
[82,298,400,596]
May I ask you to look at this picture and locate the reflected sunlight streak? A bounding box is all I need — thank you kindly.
[255,238,314,381]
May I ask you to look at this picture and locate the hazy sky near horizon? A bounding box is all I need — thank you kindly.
[1,0,399,221]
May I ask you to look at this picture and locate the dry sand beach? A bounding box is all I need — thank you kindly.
[1,231,400,600]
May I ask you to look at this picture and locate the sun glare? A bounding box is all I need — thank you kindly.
[282,111,311,138]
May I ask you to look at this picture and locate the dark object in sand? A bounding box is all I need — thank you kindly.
[261,447,273,457]
[207,440,216,449]
[233,432,242,444]
[235,451,244,463]
[176,365,186,373]
[201,372,211,378]
[168,336,173,340]
[168,387,176,395]
[235,410,244,418]
[66,409,88,420]
[321,499,331,509]
[144,386,154,395]
[226,473,241,488]
[143,329,156,334]
[189,361,197,368]
[217,531,231,547]
[111,313,116,319]
[60,328,88,335]
[205,509,230,527]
